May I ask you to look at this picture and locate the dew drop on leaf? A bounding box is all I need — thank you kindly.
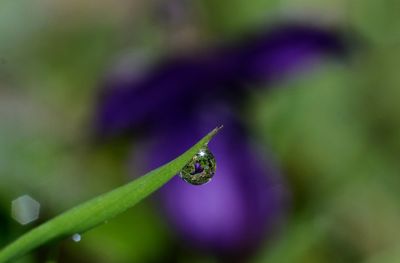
[179,146,216,185]
[72,233,81,242]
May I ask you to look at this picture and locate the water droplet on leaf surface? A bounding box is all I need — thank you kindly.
[72,233,81,242]
[179,146,216,185]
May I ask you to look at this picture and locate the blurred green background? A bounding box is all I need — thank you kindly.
[1,0,400,262]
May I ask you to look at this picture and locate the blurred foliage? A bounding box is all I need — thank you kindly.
[1,0,400,262]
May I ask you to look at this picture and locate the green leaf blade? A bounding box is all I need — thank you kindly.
[0,126,222,263]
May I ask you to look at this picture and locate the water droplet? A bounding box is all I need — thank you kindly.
[72,233,81,242]
[179,146,216,185]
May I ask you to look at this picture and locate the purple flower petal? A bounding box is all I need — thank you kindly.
[138,110,288,256]
[94,24,347,138]
[94,56,227,137]
[230,24,348,83]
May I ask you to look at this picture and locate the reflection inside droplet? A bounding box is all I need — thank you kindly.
[179,146,216,185]
[72,233,81,242]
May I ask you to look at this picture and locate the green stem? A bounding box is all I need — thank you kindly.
[0,126,222,263]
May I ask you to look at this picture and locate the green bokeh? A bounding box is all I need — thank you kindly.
[1,0,400,262]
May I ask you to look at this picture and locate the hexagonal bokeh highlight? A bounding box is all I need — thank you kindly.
[11,195,40,225]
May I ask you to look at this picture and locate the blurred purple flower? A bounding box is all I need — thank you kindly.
[93,24,347,257]
[95,24,346,138]
[138,109,286,257]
